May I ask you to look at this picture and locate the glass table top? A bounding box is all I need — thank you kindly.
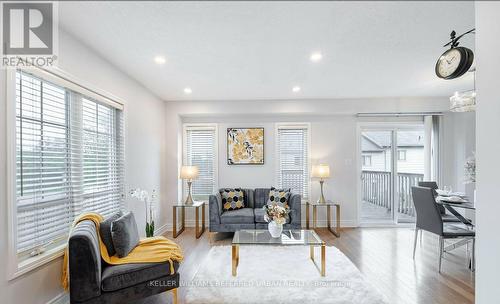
[303,201,339,206]
[173,201,206,207]
[232,229,323,246]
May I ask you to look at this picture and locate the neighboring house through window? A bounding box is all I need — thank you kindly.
[276,124,310,199]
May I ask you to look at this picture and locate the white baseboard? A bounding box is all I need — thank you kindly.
[46,293,68,304]
[154,223,169,236]
[158,219,358,232]
[301,220,357,228]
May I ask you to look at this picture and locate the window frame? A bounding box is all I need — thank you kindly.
[6,67,126,279]
[363,155,372,167]
[398,149,407,161]
[181,123,219,202]
[275,123,311,200]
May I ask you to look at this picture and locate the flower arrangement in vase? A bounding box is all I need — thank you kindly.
[263,203,290,238]
[130,188,157,237]
[464,153,476,184]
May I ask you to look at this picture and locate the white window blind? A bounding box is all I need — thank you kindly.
[184,126,217,200]
[277,125,310,199]
[15,70,124,257]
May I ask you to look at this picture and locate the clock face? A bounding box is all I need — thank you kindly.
[436,48,462,78]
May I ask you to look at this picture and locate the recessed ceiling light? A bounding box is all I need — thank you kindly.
[184,87,192,94]
[310,52,323,62]
[154,56,166,65]
[292,86,301,93]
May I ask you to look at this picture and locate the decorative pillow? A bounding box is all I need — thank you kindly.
[99,210,123,256]
[220,188,245,211]
[111,211,140,258]
[267,187,291,207]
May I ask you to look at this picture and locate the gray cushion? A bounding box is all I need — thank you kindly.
[99,211,123,257]
[254,188,271,208]
[220,208,255,224]
[101,261,180,292]
[254,208,290,224]
[111,211,140,258]
[242,189,255,208]
[443,224,476,237]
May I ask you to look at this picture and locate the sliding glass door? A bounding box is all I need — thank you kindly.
[395,129,425,223]
[361,130,394,222]
[360,125,426,224]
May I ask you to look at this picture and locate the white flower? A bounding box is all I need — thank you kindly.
[464,153,476,184]
[140,190,149,201]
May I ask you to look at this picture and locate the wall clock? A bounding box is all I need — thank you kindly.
[435,29,475,80]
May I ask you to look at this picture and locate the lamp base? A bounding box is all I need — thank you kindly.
[184,194,194,205]
[317,196,326,204]
[184,181,194,205]
[317,180,327,204]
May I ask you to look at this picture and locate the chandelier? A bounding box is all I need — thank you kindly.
[450,68,476,112]
[450,90,476,112]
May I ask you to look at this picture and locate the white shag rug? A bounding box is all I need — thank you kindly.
[184,246,387,304]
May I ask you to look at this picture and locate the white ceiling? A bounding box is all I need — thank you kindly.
[59,1,475,101]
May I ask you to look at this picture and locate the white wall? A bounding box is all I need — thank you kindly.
[475,3,500,303]
[165,98,451,228]
[0,30,167,304]
[441,111,476,197]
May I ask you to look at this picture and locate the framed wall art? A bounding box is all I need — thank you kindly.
[227,127,264,165]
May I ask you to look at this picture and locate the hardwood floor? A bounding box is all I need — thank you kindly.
[139,227,475,304]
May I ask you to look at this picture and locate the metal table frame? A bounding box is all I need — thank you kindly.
[305,201,341,237]
[436,200,475,269]
[172,202,206,239]
[231,230,325,277]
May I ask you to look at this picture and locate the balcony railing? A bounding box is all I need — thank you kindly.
[361,170,424,217]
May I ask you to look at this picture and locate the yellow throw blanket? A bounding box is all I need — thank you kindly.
[61,212,183,291]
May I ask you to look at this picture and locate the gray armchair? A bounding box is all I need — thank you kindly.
[209,188,302,232]
[68,220,179,304]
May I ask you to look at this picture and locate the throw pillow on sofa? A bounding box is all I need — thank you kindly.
[267,187,291,207]
[111,211,140,258]
[220,188,245,211]
[99,210,123,256]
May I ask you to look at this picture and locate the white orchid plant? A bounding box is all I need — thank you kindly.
[130,188,157,237]
[263,203,290,225]
[464,153,476,184]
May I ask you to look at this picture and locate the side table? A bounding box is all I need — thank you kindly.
[304,201,341,237]
[172,201,206,239]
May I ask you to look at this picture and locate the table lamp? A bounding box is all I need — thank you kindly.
[312,164,330,204]
[180,165,199,205]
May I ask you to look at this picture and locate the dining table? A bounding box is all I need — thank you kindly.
[435,194,475,256]
[436,199,475,226]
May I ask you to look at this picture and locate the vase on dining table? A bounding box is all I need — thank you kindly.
[268,220,283,238]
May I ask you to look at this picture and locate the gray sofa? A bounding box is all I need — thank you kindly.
[68,220,179,304]
[209,188,301,232]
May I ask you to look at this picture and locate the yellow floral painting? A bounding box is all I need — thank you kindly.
[227,128,264,165]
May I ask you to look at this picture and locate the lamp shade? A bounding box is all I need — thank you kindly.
[180,166,199,179]
[312,164,330,179]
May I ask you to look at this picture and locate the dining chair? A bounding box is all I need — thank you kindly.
[418,181,461,223]
[411,186,475,272]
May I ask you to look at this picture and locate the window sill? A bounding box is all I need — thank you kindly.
[9,244,66,280]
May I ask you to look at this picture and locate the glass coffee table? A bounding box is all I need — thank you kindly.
[231,229,326,277]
